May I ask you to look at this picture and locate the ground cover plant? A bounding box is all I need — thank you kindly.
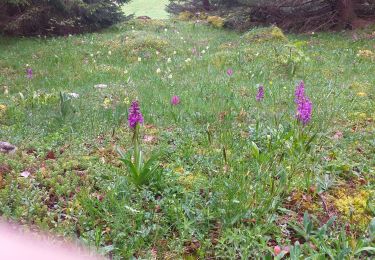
[0,17,375,259]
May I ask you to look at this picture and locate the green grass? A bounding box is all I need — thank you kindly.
[0,19,374,259]
[123,0,169,19]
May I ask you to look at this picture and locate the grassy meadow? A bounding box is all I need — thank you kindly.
[0,17,374,259]
[123,0,169,19]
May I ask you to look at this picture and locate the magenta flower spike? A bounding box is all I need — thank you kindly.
[226,68,233,77]
[26,68,33,79]
[256,85,264,101]
[294,81,305,103]
[296,96,312,125]
[294,81,312,125]
[128,101,144,129]
[171,95,180,105]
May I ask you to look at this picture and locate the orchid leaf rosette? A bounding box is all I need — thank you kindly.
[118,100,162,187]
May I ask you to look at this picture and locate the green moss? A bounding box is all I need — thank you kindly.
[207,16,225,28]
[333,188,373,231]
[177,11,194,21]
[357,49,375,61]
[243,26,288,43]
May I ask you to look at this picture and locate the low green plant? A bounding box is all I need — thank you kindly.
[289,213,375,259]
[274,41,310,76]
[118,144,163,187]
[118,101,163,187]
[59,92,75,119]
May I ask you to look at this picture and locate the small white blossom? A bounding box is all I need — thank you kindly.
[68,93,80,99]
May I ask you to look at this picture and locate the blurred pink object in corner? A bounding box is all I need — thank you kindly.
[0,222,104,260]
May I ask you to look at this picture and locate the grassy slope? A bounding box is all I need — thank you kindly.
[0,19,374,259]
[123,0,169,19]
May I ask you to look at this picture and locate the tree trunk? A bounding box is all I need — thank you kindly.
[202,0,210,11]
[337,0,357,26]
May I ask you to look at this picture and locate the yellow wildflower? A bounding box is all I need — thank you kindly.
[103,97,111,109]
[357,50,375,61]
[356,92,367,97]
[0,104,6,118]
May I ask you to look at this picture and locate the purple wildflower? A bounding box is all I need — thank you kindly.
[256,85,264,101]
[171,95,180,105]
[294,81,312,125]
[128,101,144,129]
[226,68,233,77]
[26,68,33,79]
[296,96,312,125]
[294,81,305,103]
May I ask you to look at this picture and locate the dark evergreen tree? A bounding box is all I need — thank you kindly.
[0,0,131,36]
[167,0,375,31]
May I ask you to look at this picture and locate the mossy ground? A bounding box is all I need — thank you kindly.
[0,19,374,259]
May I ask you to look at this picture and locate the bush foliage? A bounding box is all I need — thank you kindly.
[0,0,131,36]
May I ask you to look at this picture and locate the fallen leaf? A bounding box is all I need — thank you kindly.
[20,171,30,178]
[94,84,108,89]
[143,135,157,144]
[46,150,56,160]
[0,141,17,154]
[333,131,343,140]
